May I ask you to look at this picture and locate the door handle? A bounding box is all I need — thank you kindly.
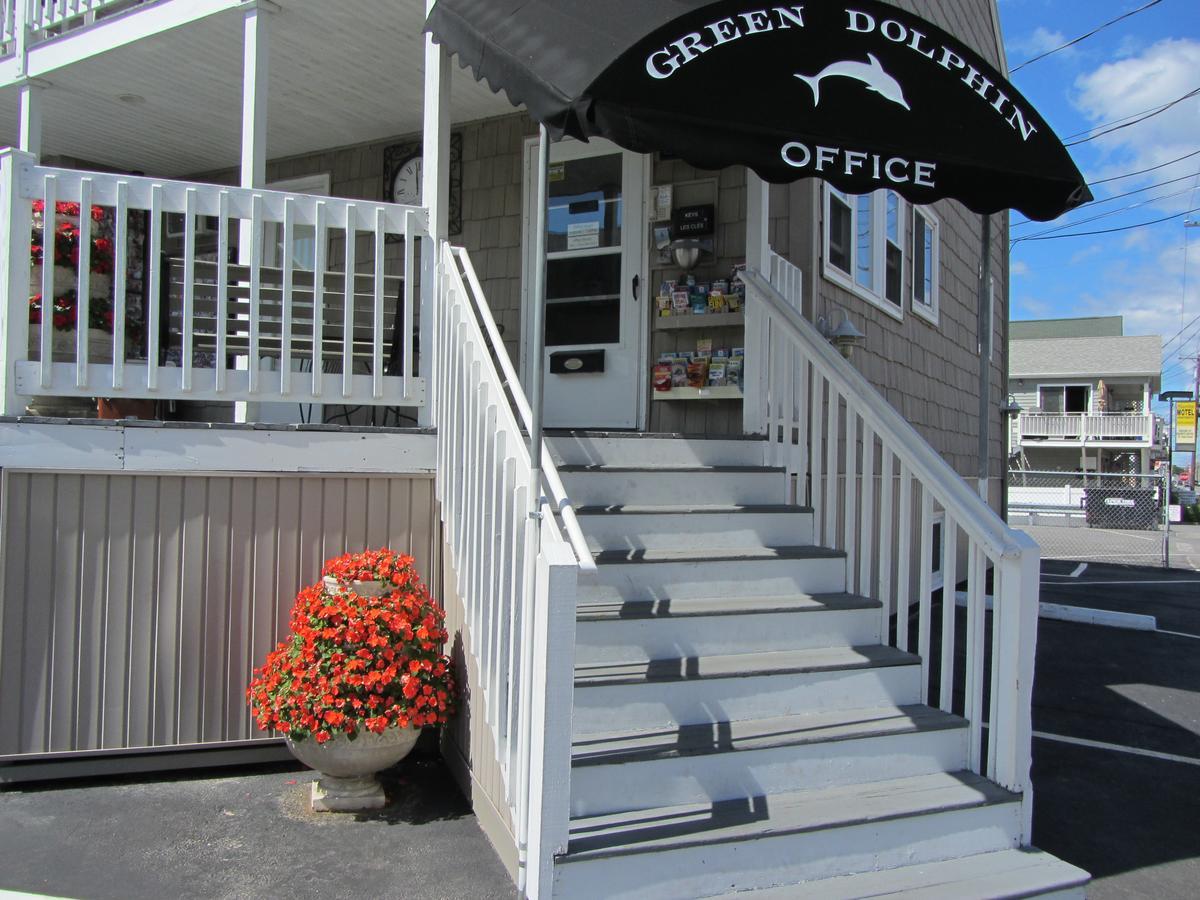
[632,274,640,303]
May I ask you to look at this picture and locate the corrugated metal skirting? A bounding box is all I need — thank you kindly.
[0,471,439,758]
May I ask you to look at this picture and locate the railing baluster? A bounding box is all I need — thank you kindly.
[824,385,838,546]
[843,408,858,590]
[809,373,824,545]
[147,184,162,391]
[280,196,294,396]
[215,191,229,393]
[39,174,56,389]
[402,211,416,399]
[75,177,91,389]
[794,357,809,507]
[917,487,933,703]
[111,180,127,390]
[965,542,988,772]
[341,205,355,399]
[311,200,326,398]
[248,193,263,395]
[878,447,894,644]
[858,424,875,598]
[372,207,385,400]
[181,187,196,392]
[939,515,958,712]
[895,463,913,652]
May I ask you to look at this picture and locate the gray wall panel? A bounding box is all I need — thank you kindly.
[0,471,439,758]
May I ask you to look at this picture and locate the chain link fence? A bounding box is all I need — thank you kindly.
[1007,469,1171,567]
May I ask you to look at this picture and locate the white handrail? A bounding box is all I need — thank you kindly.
[453,246,596,574]
[745,256,1040,840]
[433,240,578,896]
[743,266,1024,561]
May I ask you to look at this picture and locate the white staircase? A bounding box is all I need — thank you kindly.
[547,434,1089,900]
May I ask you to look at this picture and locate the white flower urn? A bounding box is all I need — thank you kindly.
[287,726,420,812]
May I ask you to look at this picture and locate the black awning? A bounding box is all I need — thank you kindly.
[426,0,1091,221]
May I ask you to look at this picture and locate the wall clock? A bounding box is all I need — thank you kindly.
[382,133,462,239]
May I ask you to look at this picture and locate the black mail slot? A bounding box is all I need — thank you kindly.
[550,349,605,374]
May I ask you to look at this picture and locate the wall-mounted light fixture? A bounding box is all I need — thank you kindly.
[1001,394,1022,419]
[816,310,865,360]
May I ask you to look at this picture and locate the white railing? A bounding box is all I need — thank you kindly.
[2,0,17,46]
[434,240,590,897]
[1018,411,1154,443]
[746,254,1040,841]
[26,0,135,34]
[1,148,426,413]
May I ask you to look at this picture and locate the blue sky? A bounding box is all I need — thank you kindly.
[997,0,1199,397]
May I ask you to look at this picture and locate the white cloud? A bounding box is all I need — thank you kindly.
[1011,260,1031,276]
[1010,26,1069,60]
[1073,39,1200,213]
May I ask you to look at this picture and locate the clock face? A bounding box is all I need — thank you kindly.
[391,155,423,205]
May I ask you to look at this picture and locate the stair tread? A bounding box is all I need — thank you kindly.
[563,770,1018,862]
[576,503,813,515]
[708,848,1090,899]
[593,545,844,565]
[559,464,784,473]
[572,704,966,767]
[574,644,919,686]
[576,591,878,621]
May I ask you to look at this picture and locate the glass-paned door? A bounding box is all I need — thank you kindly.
[524,138,647,429]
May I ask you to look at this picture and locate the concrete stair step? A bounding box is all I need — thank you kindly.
[553,771,1023,899]
[583,545,848,602]
[570,704,969,817]
[576,504,814,552]
[572,645,921,734]
[574,592,880,663]
[559,465,785,506]
[709,848,1090,899]
[550,433,768,468]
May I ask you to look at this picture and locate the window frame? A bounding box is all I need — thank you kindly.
[822,184,905,321]
[910,205,940,326]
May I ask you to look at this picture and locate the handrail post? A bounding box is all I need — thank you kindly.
[0,148,35,416]
[524,531,578,899]
[993,536,1040,842]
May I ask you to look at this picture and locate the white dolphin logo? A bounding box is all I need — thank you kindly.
[795,53,911,111]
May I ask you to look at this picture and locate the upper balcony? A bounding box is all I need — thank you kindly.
[1015,411,1156,447]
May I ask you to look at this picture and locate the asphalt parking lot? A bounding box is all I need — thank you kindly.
[1031,560,1200,899]
[0,560,1194,899]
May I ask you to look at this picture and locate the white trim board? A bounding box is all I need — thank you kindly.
[0,422,437,474]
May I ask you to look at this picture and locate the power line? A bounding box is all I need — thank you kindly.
[1090,149,1200,186]
[1013,188,1197,240]
[1012,207,1200,243]
[1065,87,1200,147]
[1010,0,1165,72]
[1012,172,1200,228]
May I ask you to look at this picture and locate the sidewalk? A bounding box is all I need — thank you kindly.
[0,751,515,900]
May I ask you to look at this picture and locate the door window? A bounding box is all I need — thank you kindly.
[544,154,623,347]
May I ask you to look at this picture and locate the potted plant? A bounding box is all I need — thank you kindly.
[248,549,457,812]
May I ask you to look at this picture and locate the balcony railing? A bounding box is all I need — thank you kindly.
[1017,412,1154,444]
[1,148,427,414]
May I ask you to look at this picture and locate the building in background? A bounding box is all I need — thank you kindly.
[1008,316,1162,474]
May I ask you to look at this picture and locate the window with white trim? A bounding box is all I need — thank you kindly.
[911,206,940,325]
[824,185,904,318]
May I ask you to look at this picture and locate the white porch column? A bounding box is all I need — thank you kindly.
[420,0,451,427]
[743,171,770,435]
[235,4,269,423]
[17,83,43,159]
[0,149,36,415]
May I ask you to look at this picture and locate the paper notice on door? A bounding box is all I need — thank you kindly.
[567,221,601,250]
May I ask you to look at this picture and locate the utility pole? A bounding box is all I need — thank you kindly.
[1190,355,1200,489]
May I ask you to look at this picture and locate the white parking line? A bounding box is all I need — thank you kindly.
[1033,731,1200,768]
[1069,563,1088,578]
[1041,580,1200,586]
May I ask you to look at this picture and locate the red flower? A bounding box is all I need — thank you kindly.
[246,549,457,745]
